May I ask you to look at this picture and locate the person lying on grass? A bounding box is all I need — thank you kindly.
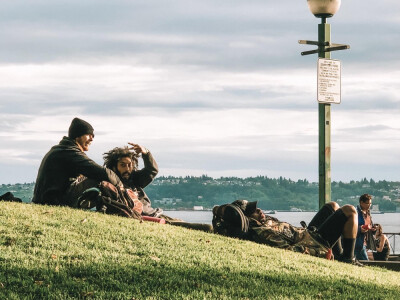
[213,200,363,266]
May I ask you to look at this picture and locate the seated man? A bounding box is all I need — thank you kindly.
[102,143,212,230]
[103,143,172,220]
[33,117,121,207]
[213,200,362,266]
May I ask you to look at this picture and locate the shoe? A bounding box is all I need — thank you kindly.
[339,257,364,267]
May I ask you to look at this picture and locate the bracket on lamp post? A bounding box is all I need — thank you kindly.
[298,40,350,56]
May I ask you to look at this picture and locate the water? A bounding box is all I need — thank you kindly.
[165,210,400,254]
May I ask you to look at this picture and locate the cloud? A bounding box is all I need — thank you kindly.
[1,0,400,184]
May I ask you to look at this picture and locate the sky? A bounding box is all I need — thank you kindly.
[1,0,400,184]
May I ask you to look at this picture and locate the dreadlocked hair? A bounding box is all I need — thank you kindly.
[103,146,139,170]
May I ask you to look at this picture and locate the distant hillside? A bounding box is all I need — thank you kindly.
[2,176,399,211]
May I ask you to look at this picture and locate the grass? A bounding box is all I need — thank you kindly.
[1,202,399,299]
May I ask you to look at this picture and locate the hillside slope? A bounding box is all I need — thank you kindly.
[0,202,399,299]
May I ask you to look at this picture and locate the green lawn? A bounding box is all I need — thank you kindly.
[1,202,399,299]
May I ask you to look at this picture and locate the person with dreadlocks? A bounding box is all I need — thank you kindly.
[103,142,165,218]
[103,143,215,230]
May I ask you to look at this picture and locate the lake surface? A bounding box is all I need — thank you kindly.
[165,210,400,254]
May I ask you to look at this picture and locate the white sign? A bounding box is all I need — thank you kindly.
[317,58,341,104]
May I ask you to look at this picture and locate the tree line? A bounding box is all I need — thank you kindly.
[146,176,400,211]
[1,176,399,211]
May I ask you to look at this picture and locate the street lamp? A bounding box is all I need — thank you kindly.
[307,0,341,18]
[299,0,349,209]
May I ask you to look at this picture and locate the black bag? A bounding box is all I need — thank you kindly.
[366,230,377,251]
[78,181,142,220]
[0,192,22,203]
[212,204,250,239]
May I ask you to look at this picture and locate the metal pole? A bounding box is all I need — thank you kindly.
[318,17,331,208]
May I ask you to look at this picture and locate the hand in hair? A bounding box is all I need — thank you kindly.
[128,142,148,155]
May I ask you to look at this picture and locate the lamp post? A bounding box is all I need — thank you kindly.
[299,0,349,209]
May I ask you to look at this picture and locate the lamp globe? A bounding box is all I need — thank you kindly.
[307,0,341,18]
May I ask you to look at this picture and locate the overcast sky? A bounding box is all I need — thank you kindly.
[1,0,400,184]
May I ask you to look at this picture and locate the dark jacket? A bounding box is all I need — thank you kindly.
[33,136,120,206]
[355,205,374,250]
[126,152,160,216]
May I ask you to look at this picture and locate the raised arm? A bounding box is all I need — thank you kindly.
[128,143,159,188]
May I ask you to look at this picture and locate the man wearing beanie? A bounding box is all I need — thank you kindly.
[32,117,121,207]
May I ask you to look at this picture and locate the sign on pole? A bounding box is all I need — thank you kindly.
[317,58,341,104]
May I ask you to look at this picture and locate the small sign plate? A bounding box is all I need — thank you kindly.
[317,58,341,104]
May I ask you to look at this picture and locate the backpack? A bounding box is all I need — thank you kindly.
[212,204,250,239]
[78,181,142,220]
[0,192,22,203]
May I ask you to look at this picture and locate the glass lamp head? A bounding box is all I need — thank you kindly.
[307,0,341,18]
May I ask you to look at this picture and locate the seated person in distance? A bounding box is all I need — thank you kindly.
[213,200,362,266]
[373,224,391,261]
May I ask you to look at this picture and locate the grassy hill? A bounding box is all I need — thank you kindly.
[1,202,399,299]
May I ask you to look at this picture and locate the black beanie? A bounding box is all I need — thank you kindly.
[68,118,94,139]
